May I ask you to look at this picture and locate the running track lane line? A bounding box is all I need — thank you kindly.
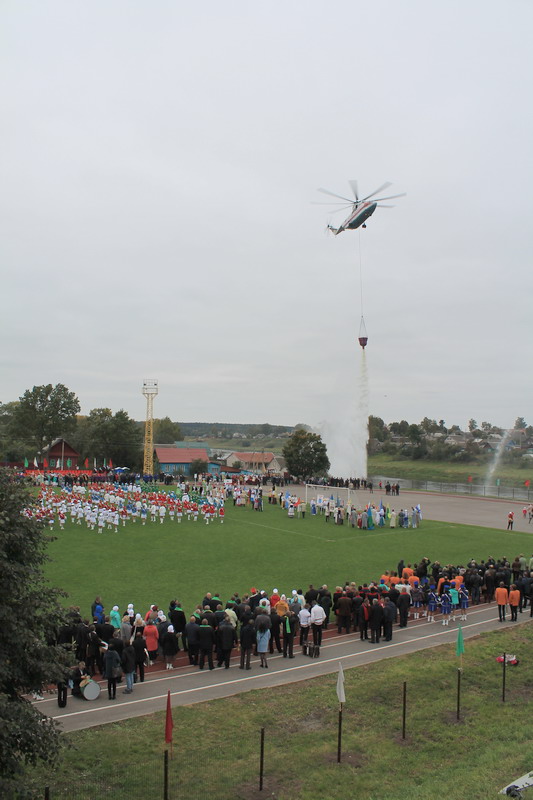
[51,615,501,721]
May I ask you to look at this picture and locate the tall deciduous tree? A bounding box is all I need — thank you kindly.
[0,470,68,794]
[282,430,330,479]
[12,384,80,455]
[153,417,183,444]
[73,408,142,468]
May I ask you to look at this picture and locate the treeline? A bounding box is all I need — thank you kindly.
[369,415,533,465]
[0,384,184,469]
[179,421,294,438]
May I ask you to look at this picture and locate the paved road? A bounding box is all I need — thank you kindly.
[42,603,530,732]
[34,490,533,732]
[302,484,533,533]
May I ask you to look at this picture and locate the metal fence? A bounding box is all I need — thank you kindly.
[371,475,533,502]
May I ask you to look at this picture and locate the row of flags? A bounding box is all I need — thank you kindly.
[23,457,114,469]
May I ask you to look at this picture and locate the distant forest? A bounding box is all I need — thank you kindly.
[178,422,295,438]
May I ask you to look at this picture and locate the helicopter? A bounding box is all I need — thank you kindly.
[315,180,405,235]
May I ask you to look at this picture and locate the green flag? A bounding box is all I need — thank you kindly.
[496,478,500,487]
[456,625,465,657]
[24,457,29,468]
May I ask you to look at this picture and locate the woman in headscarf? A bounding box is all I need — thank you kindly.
[103,642,122,700]
[144,618,159,665]
[275,594,289,618]
[161,624,180,670]
[110,605,121,629]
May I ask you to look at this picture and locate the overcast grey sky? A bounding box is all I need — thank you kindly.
[2,1,532,430]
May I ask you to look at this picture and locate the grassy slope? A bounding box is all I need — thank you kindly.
[45,500,532,620]
[368,453,533,485]
[27,624,533,800]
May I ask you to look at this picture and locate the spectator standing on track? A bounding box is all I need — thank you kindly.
[198,619,215,670]
[495,582,509,622]
[239,618,256,670]
[310,600,326,647]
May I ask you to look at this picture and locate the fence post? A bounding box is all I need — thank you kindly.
[456,668,461,720]
[164,749,169,800]
[402,681,407,740]
[259,727,265,791]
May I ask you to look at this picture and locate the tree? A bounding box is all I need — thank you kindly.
[420,417,439,434]
[389,420,409,436]
[71,408,142,468]
[368,416,389,442]
[190,458,208,476]
[0,470,68,794]
[514,417,527,430]
[153,417,182,444]
[0,402,28,462]
[11,384,80,456]
[282,430,330,479]
[468,419,478,433]
[407,424,422,444]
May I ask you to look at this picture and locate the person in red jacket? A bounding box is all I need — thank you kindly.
[508,584,521,622]
[495,582,509,622]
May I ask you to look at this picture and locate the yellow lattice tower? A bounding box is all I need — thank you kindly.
[142,379,158,475]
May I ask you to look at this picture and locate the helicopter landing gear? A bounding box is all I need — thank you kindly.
[362,223,367,228]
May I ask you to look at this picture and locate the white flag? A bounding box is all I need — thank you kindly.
[33,456,38,468]
[336,662,346,704]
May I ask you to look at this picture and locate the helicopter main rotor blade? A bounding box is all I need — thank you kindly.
[311,201,353,205]
[327,205,354,215]
[348,179,359,202]
[373,192,407,202]
[318,187,354,203]
[360,182,392,202]
[376,204,394,208]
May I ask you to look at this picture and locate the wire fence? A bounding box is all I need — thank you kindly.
[371,475,533,501]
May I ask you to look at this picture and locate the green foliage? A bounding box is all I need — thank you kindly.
[419,417,439,434]
[468,418,478,432]
[72,408,142,468]
[368,415,388,442]
[514,416,527,430]
[189,458,208,476]
[11,384,80,455]
[153,417,182,444]
[282,429,329,479]
[0,470,68,794]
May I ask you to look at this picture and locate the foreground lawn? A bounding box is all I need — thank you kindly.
[26,623,533,800]
[368,453,533,486]
[44,500,533,620]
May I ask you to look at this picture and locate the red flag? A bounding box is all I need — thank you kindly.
[84,458,89,469]
[108,458,113,469]
[525,480,531,488]
[165,690,173,744]
[467,476,473,483]
[43,458,49,469]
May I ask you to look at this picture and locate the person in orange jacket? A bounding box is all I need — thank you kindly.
[508,584,521,622]
[495,582,509,622]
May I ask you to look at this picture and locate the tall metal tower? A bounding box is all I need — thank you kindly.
[142,379,158,475]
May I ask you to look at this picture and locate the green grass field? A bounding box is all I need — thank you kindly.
[45,499,533,620]
[25,623,533,800]
[368,453,533,486]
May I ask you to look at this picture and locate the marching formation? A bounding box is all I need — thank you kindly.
[26,484,227,532]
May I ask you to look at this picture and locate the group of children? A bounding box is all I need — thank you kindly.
[24,484,226,532]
